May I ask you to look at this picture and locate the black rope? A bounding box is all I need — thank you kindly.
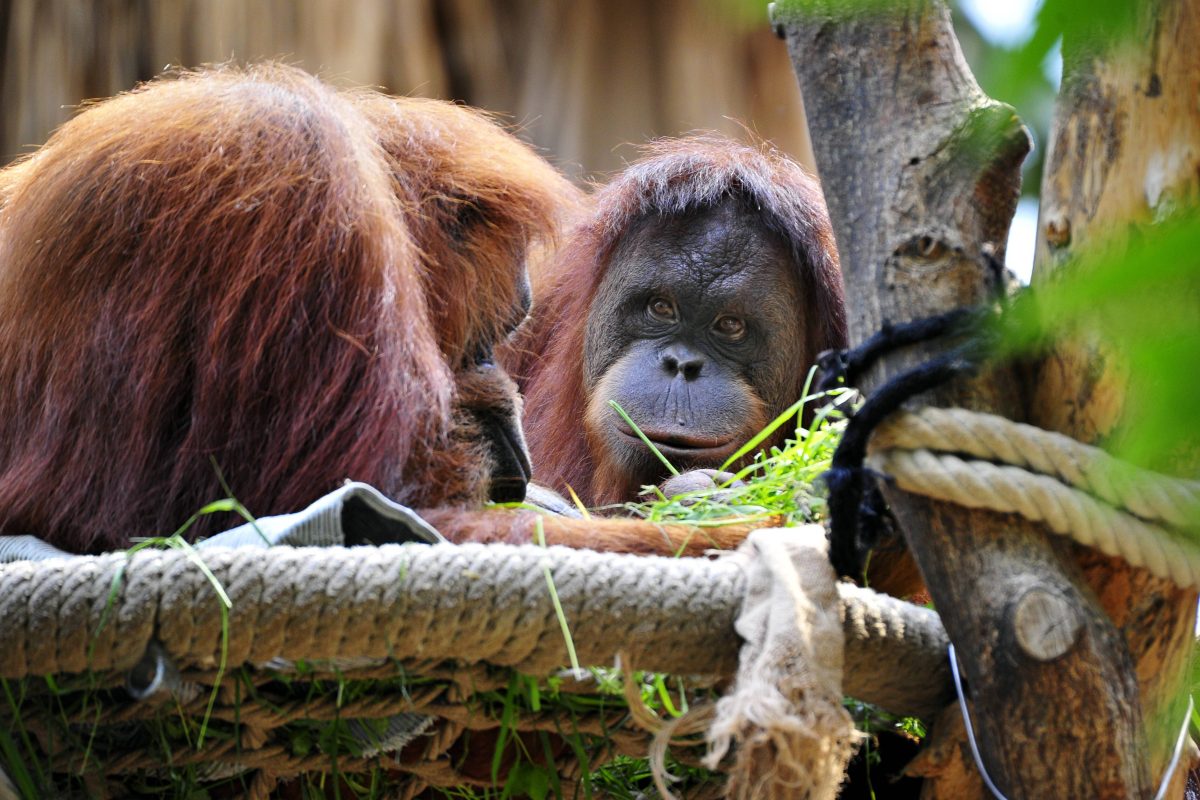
[821,310,993,581]
[815,307,982,396]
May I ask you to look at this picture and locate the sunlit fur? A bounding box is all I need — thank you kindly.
[351,94,579,370]
[506,135,849,506]
[418,506,765,555]
[0,64,576,552]
[352,92,582,503]
[0,64,779,561]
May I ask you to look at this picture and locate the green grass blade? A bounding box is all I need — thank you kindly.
[719,365,823,471]
[608,400,679,476]
[535,518,581,671]
[168,538,231,748]
[0,727,39,800]
[210,457,268,545]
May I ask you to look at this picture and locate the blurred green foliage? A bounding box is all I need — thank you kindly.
[973,0,1200,478]
[1001,213,1200,475]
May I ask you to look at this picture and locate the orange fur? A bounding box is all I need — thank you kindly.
[350,94,581,369]
[0,64,771,562]
[0,64,577,552]
[351,92,583,506]
[420,507,773,557]
[0,65,453,551]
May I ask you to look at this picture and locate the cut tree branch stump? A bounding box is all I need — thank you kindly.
[774,1,1161,796]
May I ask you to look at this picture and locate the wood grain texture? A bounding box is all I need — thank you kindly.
[1032,0,1200,793]
[775,1,1152,795]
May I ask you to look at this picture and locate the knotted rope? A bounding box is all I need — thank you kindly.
[868,407,1200,588]
[704,528,863,800]
[818,307,1200,589]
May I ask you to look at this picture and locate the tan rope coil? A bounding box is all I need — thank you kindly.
[873,407,1200,529]
[0,540,950,717]
[869,407,1200,588]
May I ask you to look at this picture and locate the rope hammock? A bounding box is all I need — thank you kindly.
[3,398,1194,797]
[0,529,949,799]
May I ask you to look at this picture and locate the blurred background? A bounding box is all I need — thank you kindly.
[0,0,814,179]
[0,0,1054,278]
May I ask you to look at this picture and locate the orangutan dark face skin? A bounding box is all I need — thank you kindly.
[582,199,806,493]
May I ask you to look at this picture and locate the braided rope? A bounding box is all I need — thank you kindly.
[0,540,950,718]
[868,408,1200,588]
[0,537,950,795]
[874,408,1200,530]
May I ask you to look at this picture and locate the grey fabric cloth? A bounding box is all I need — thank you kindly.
[0,535,74,563]
[0,481,445,564]
[196,481,445,549]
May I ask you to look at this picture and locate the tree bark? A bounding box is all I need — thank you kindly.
[1033,0,1200,794]
[775,1,1152,796]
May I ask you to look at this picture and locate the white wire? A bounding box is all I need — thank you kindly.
[948,643,1194,800]
[948,643,1010,800]
[1152,693,1194,800]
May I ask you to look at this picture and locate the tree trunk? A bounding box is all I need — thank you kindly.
[1032,0,1200,794]
[775,1,1156,796]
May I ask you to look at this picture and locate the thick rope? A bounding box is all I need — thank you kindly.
[0,540,950,718]
[868,408,1200,588]
[873,408,1200,531]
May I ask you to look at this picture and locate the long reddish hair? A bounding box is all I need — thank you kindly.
[0,65,456,552]
[509,135,847,505]
[351,94,581,369]
[351,93,583,504]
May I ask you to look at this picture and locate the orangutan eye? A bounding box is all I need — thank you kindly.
[648,296,676,321]
[713,315,746,340]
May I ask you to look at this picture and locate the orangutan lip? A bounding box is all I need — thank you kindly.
[615,424,738,458]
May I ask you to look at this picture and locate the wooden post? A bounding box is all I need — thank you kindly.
[774,1,1152,795]
[1032,0,1200,794]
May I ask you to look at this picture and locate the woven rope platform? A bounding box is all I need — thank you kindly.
[0,540,947,798]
